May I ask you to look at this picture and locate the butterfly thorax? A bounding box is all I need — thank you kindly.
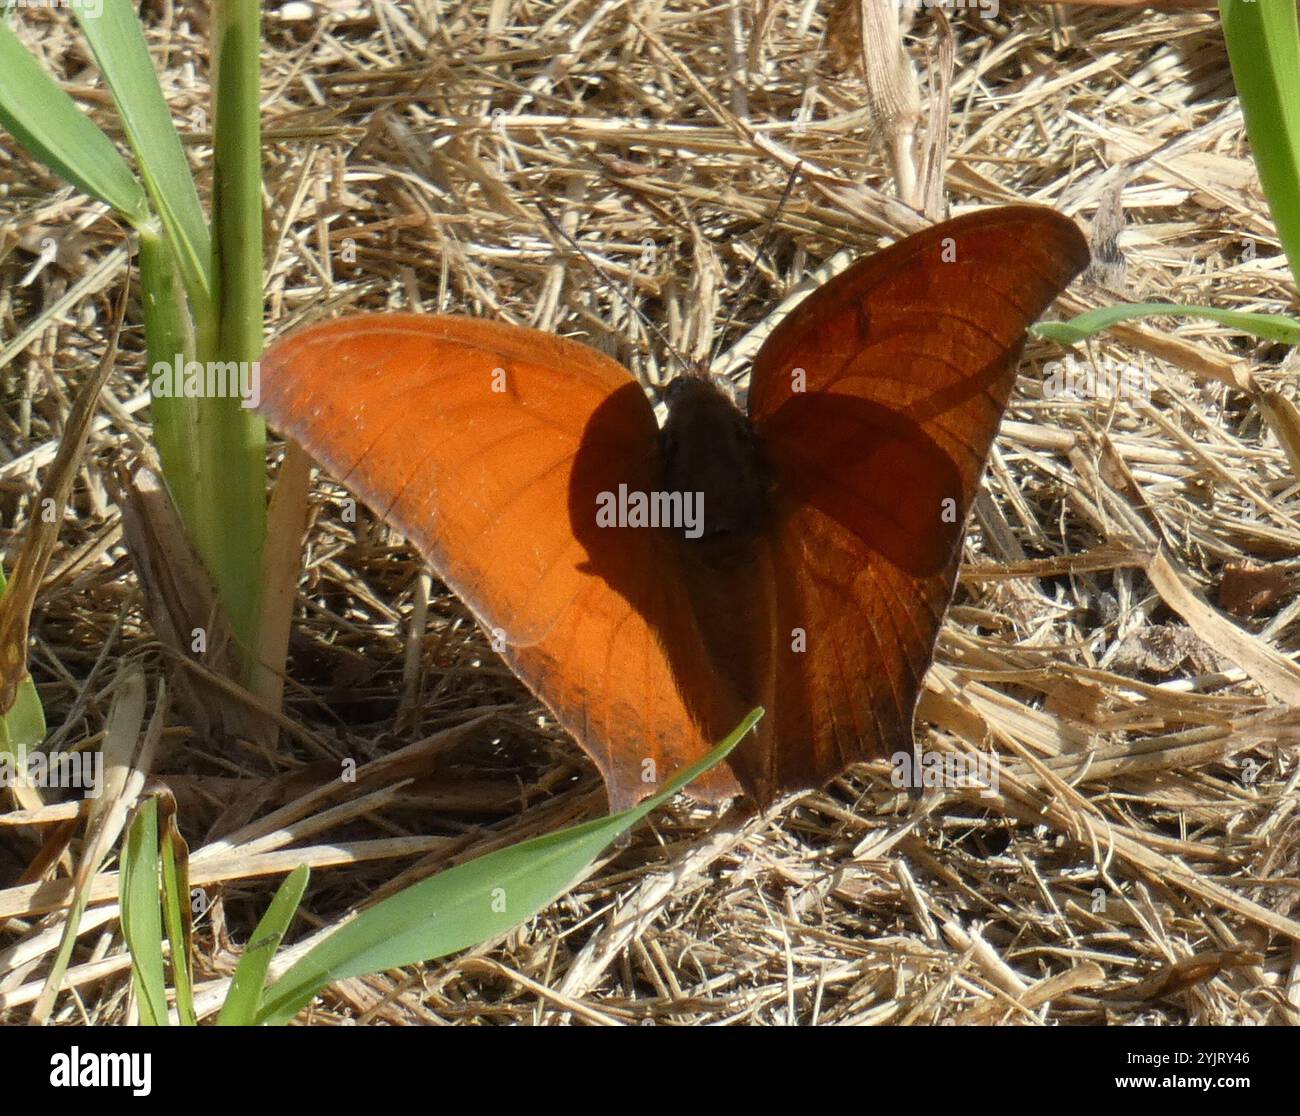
[660,375,772,554]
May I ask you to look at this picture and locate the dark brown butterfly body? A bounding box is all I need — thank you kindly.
[660,375,774,554]
[259,206,1090,812]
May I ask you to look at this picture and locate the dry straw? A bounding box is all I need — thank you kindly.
[0,1,1296,1024]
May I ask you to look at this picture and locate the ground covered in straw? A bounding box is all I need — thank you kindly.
[2,1,1297,1024]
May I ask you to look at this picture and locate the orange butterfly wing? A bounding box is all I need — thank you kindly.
[258,315,740,810]
[734,205,1090,801]
[260,206,1088,812]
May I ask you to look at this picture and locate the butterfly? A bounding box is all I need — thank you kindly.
[258,205,1089,811]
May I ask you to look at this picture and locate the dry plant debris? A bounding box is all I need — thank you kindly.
[1,1,1297,1025]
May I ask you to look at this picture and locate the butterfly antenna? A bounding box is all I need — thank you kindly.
[534,199,694,392]
[706,163,803,374]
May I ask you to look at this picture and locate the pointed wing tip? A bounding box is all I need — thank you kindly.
[988,204,1091,281]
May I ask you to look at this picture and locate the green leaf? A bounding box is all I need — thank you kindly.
[0,679,44,756]
[217,866,310,1026]
[137,225,203,528]
[120,798,168,1026]
[1033,302,1300,346]
[0,18,148,223]
[212,0,265,374]
[255,709,764,1025]
[1220,0,1300,289]
[158,798,196,1025]
[76,0,268,673]
[202,0,268,672]
[74,0,213,317]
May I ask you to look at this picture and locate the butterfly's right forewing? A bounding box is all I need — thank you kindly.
[740,207,1090,802]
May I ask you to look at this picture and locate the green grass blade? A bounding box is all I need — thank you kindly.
[1220,0,1300,285]
[158,800,196,1025]
[217,865,310,1026]
[1033,302,1300,346]
[138,225,203,524]
[120,798,168,1026]
[0,18,148,223]
[213,0,265,371]
[0,676,44,756]
[256,708,764,1025]
[73,0,213,318]
[204,0,267,666]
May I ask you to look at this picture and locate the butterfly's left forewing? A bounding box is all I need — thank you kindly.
[259,314,740,811]
[741,206,1089,802]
